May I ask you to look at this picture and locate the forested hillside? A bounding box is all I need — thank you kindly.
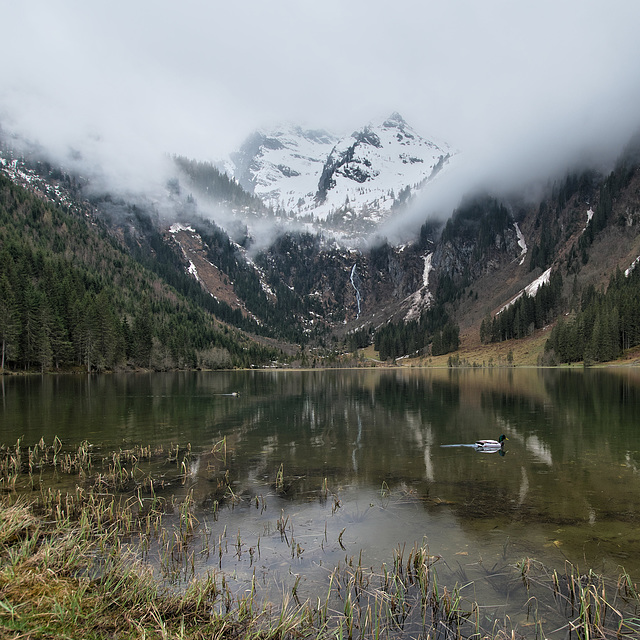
[481,271,564,343]
[486,136,640,363]
[374,306,459,360]
[545,267,640,364]
[0,174,281,372]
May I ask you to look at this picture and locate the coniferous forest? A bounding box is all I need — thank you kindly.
[545,266,640,364]
[480,270,564,344]
[374,305,459,360]
[0,174,281,372]
[173,155,271,214]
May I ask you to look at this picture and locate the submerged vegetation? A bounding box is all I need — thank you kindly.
[1,437,639,639]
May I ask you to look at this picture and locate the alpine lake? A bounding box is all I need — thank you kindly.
[3,367,640,638]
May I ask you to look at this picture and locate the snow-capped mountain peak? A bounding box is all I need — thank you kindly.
[224,114,455,231]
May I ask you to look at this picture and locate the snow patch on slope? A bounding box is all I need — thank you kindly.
[498,267,552,314]
[583,208,594,232]
[625,255,640,277]
[350,264,362,319]
[514,223,527,265]
[187,260,200,281]
[405,253,434,320]
[170,223,195,234]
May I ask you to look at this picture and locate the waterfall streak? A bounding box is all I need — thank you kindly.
[350,264,362,319]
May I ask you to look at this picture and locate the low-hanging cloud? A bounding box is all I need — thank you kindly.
[2,0,639,241]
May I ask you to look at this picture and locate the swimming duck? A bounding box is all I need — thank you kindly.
[475,434,507,449]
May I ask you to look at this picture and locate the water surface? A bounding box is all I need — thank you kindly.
[3,368,640,631]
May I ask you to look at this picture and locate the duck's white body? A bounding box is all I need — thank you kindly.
[475,439,501,448]
[475,435,507,450]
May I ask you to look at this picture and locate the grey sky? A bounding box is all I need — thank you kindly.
[2,0,640,202]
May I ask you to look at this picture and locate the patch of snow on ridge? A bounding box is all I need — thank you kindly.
[405,253,433,320]
[422,253,433,288]
[525,268,552,297]
[514,223,527,265]
[583,208,594,233]
[498,267,552,314]
[187,260,200,281]
[170,223,195,233]
[625,255,640,277]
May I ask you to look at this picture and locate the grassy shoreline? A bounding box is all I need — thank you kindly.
[3,328,640,377]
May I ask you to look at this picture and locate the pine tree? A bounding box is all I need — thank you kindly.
[77,294,100,373]
[132,302,154,368]
[20,285,42,370]
[0,275,19,372]
[49,313,72,370]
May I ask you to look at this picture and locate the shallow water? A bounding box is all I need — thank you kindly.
[3,368,640,633]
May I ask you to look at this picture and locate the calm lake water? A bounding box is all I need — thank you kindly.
[3,367,640,633]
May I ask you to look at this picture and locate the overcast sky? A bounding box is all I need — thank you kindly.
[2,0,640,202]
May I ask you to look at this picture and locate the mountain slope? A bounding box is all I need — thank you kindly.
[0,170,282,372]
[314,113,452,221]
[226,126,338,211]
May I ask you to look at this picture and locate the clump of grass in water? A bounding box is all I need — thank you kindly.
[513,557,640,639]
[275,463,285,493]
[0,499,316,639]
[0,436,194,498]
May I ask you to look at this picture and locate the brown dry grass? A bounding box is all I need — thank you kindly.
[360,327,552,368]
